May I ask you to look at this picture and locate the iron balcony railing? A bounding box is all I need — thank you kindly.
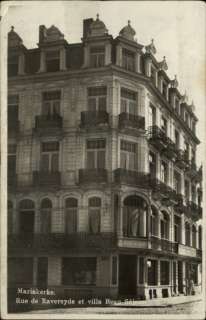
[149,177,177,203]
[118,112,145,130]
[150,236,178,253]
[79,168,108,184]
[33,171,61,187]
[113,168,149,188]
[35,114,63,130]
[8,233,117,251]
[80,111,109,127]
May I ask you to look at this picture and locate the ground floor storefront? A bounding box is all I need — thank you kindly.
[8,251,202,310]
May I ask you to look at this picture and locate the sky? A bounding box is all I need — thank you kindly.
[2,0,206,164]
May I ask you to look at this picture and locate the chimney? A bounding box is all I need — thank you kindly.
[83,18,93,39]
[39,25,46,43]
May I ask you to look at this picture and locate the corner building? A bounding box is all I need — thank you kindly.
[8,16,203,301]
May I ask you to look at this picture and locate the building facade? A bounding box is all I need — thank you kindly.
[8,16,202,302]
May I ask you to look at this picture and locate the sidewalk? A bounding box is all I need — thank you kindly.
[112,294,203,308]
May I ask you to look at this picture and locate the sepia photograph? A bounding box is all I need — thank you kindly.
[0,1,205,319]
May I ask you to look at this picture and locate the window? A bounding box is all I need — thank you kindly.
[174,215,181,243]
[88,87,107,111]
[191,149,196,164]
[19,199,35,236]
[192,225,197,248]
[160,161,168,184]
[8,95,19,128]
[139,257,144,284]
[88,197,101,234]
[184,141,189,161]
[122,48,135,71]
[8,54,18,76]
[184,180,190,200]
[40,199,52,234]
[162,82,167,99]
[149,104,156,126]
[198,226,202,249]
[150,207,158,236]
[40,142,59,172]
[42,91,61,116]
[160,261,169,285]
[112,256,118,285]
[160,212,169,240]
[8,258,33,285]
[65,198,78,233]
[149,152,156,178]
[150,66,156,85]
[185,222,191,246]
[174,130,180,149]
[191,185,196,203]
[62,257,96,285]
[147,259,158,285]
[120,140,138,171]
[160,116,167,135]
[86,139,105,169]
[90,46,105,68]
[8,201,13,234]
[45,50,60,72]
[120,88,137,115]
[8,144,16,176]
[174,171,181,194]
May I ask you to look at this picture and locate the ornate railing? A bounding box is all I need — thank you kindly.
[80,111,109,127]
[150,236,178,253]
[33,171,61,186]
[79,169,108,183]
[113,168,149,188]
[118,112,145,130]
[35,114,62,130]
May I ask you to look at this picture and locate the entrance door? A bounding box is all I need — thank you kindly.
[19,211,34,236]
[37,257,48,288]
[119,255,137,297]
[178,261,183,293]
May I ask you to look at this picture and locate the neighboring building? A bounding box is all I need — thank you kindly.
[8,16,202,302]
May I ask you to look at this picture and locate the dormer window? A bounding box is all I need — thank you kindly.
[90,46,105,68]
[45,50,60,72]
[8,54,18,76]
[122,48,135,71]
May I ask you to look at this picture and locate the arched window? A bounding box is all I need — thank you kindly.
[150,206,158,237]
[19,199,35,235]
[185,222,191,246]
[160,212,169,240]
[198,226,202,249]
[40,198,52,234]
[192,225,197,248]
[8,200,13,234]
[123,195,147,237]
[65,198,78,233]
[88,197,101,234]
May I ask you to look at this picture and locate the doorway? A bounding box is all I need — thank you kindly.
[178,261,183,293]
[118,255,137,297]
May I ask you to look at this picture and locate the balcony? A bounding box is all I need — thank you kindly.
[175,149,190,170]
[8,233,116,253]
[185,161,200,180]
[150,236,178,253]
[174,194,187,214]
[34,115,63,133]
[8,120,20,137]
[148,126,168,151]
[80,111,109,128]
[118,112,145,131]
[113,168,149,188]
[33,171,61,187]
[149,177,177,205]
[178,243,198,258]
[79,168,108,184]
[187,201,202,219]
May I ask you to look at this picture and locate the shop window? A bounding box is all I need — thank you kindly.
[90,46,105,68]
[160,260,169,285]
[88,197,101,234]
[139,257,144,284]
[42,91,61,116]
[88,87,107,111]
[86,139,106,169]
[112,256,118,285]
[40,198,52,234]
[40,142,59,172]
[120,140,138,171]
[65,198,78,233]
[122,48,135,71]
[120,88,137,115]
[62,257,96,285]
[45,50,60,72]
[147,259,158,285]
